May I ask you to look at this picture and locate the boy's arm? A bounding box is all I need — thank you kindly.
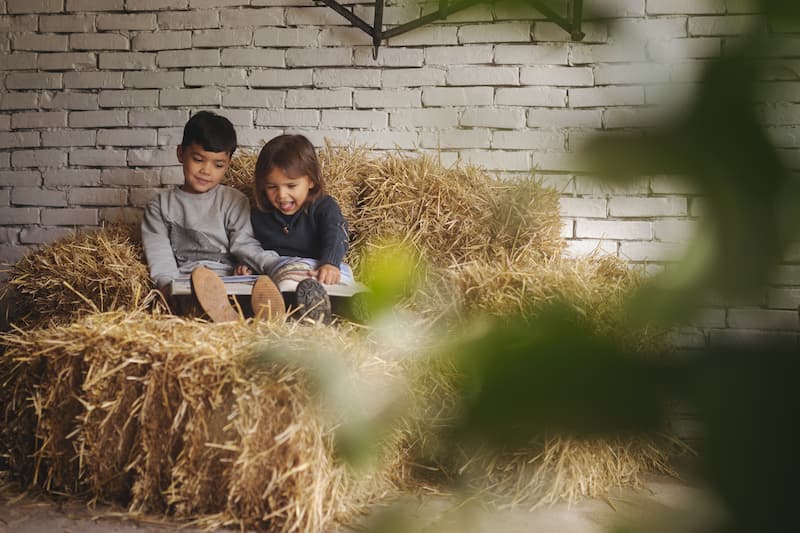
[141,197,180,291]
[317,196,349,267]
[226,193,280,274]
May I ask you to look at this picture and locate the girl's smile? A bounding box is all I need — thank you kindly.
[264,167,315,215]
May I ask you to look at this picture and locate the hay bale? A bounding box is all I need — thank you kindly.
[0,311,402,531]
[2,224,157,329]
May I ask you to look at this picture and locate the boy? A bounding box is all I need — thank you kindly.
[141,110,284,322]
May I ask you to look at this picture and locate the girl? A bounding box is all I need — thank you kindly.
[250,134,355,324]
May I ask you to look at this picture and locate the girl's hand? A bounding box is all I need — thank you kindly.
[314,264,341,285]
[234,264,253,275]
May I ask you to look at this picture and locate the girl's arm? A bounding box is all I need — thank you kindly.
[316,196,349,268]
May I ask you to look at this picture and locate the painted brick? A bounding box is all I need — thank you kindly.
[41,207,98,226]
[422,87,493,107]
[561,219,574,238]
[285,89,351,108]
[654,219,698,242]
[185,68,248,86]
[0,15,39,32]
[124,71,184,88]
[40,14,95,33]
[220,7,283,27]
[424,45,493,65]
[575,219,652,240]
[286,7,348,26]
[573,175,649,196]
[770,265,800,285]
[390,109,459,128]
[254,27,318,47]
[12,187,67,207]
[42,129,96,147]
[157,49,219,68]
[571,43,647,65]
[99,89,158,107]
[461,108,525,129]
[193,29,252,48]
[157,127,183,146]
[157,9,219,30]
[535,174,575,194]
[256,109,319,127]
[533,21,608,43]
[602,107,668,129]
[8,0,63,13]
[97,13,156,31]
[495,44,569,65]
[1,93,41,110]
[564,239,618,257]
[6,73,62,89]
[127,0,188,9]
[354,89,421,109]
[70,149,127,166]
[0,171,42,187]
[420,129,490,149]
[318,28,371,47]
[235,127,284,147]
[767,127,800,149]
[160,87,220,106]
[446,66,519,86]
[497,87,567,107]
[569,86,645,108]
[44,168,102,186]
[458,22,531,44]
[99,52,156,70]
[38,52,98,71]
[354,48,424,68]
[69,187,128,206]
[0,229,20,244]
[66,0,124,10]
[100,207,142,224]
[649,175,701,195]
[647,0,725,15]
[283,128,349,148]
[648,37,721,60]
[222,87,284,108]
[382,67,446,88]
[387,25,458,47]
[129,188,161,207]
[70,109,127,128]
[596,64,671,86]
[128,148,176,166]
[709,329,798,349]
[492,130,565,150]
[12,149,66,168]
[350,131,419,150]
[609,197,687,217]
[132,31,192,51]
[610,17,689,40]
[1,52,38,70]
[521,66,594,87]
[727,307,799,330]
[101,168,161,186]
[12,34,68,52]
[70,33,130,50]
[459,149,530,171]
[585,0,645,17]
[11,111,67,129]
[320,109,387,129]
[528,108,602,128]
[0,131,40,148]
[0,207,40,224]
[249,69,310,87]
[221,48,285,67]
[314,68,381,88]
[353,4,421,26]
[559,197,607,218]
[619,241,684,261]
[766,287,800,310]
[97,128,157,146]
[286,47,352,67]
[64,71,123,89]
[20,227,76,244]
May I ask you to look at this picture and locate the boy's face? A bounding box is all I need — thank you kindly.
[177,142,231,194]
[263,167,314,216]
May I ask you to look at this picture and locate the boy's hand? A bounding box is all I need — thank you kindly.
[234,264,253,275]
[314,264,341,285]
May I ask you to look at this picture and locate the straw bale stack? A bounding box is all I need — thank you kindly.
[0,311,403,531]
[2,224,157,329]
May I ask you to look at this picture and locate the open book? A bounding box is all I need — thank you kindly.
[170,257,368,298]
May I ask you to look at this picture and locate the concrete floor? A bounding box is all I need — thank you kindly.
[0,473,727,533]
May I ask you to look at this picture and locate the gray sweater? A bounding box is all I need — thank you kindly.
[141,184,278,290]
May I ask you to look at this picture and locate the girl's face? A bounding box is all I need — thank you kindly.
[263,166,315,216]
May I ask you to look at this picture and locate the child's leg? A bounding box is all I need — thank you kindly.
[191,266,239,322]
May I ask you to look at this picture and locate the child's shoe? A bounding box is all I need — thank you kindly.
[191,266,239,322]
[251,276,285,321]
[295,278,332,325]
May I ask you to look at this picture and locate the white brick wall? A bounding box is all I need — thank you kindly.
[0,1,798,342]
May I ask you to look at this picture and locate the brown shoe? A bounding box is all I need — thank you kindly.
[191,266,239,322]
[251,275,285,321]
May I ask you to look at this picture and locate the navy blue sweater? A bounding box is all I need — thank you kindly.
[251,194,349,267]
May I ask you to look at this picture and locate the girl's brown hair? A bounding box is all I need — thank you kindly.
[253,134,325,212]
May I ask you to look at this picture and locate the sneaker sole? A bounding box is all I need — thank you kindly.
[296,278,332,324]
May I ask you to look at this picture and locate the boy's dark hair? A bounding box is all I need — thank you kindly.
[181,110,237,155]
[253,134,325,212]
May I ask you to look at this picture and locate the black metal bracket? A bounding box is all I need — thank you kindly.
[317,0,585,58]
